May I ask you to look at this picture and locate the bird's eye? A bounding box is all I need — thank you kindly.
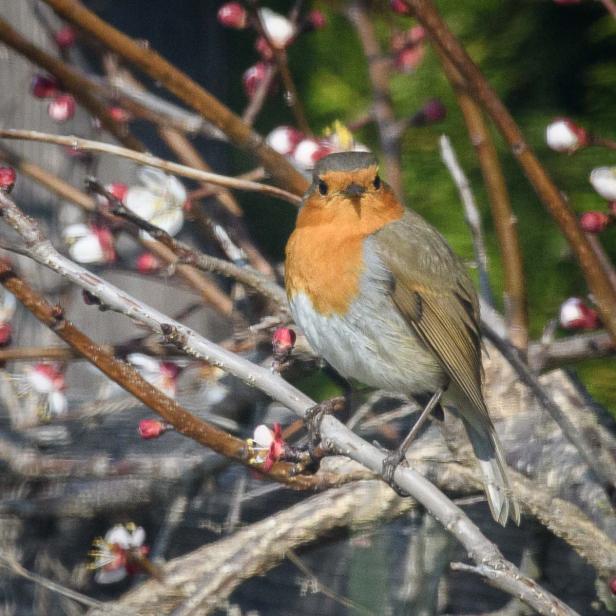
[373,175,381,189]
[318,180,328,196]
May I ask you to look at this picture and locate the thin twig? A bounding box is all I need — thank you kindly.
[346,1,402,197]
[439,135,493,305]
[87,179,288,308]
[0,129,301,205]
[40,0,309,196]
[439,53,527,350]
[405,0,616,342]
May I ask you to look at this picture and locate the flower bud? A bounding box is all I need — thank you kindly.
[590,167,616,202]
[390,0,411,14]
[242,62,270,98]
[138,418,170,440]
[107,106,131,123]
[302,10,327,32]
[292,138,333,169]
[545,118,588,153]
[54,25,76,49]
[48,94,76,123]
[579,211,611,233]
[0,323,12,347]
[136,252,162,274]
[217,2,247,29]
[255,36,274,61]
[266,126,304,156]
[272,326,296,355]
[559,297,601,330]
[259,8,296,49]
[410,98,447,126]
[610,577,616,595]
[31,74,60,99]
[0,167,16,193]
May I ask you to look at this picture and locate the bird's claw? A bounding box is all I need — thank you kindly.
[304,396,345,459]
[381,449,410,497]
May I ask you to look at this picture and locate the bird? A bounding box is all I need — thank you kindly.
[285,151,520,526]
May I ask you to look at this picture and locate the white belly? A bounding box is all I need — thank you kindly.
[289,288,446,397]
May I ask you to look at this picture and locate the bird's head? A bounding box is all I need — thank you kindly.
[297,152,403,228]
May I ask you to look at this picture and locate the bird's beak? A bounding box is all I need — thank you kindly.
[343,183,365,198]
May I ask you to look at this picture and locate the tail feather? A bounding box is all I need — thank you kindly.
[462,416,521,526]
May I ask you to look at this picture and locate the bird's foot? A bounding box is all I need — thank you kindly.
[305,396,345,459]
[381,448,410,497]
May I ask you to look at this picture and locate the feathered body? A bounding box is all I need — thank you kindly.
[285,152,520,526]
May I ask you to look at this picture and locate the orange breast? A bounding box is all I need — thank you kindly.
[285,188,404,316]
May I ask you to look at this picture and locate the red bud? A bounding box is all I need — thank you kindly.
[242,62,270,98]
[217,2,247,29]
[272,327,296,355]
[610,577,616,595]
[0,167,16,193]
[31,74,60,99]
[410,98,447,126]
[48,94,76,123]
[138,418,170,440]
[136,252,162,273]
[390,0,411,14]
[54,26,76,49]
[0,323,12,347]
[580,211,611,233]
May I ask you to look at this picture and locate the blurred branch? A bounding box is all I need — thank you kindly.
[599,0,616,20]
[0,143,234,315]
[439,54,527,350]
[439,134,493,305]
[87,179,288,309]
[0,553,111,613]
[481,321,616,494]
[346,1,402,197]
[41,0,310,196]
[0,259,319,490]
[0,16,144,152]
[0,129,301,205]
[406,0,616,343]
[0,191,580,616]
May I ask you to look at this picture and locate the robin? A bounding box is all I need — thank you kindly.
[285,151,520,526]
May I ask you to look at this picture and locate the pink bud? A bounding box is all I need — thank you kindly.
[107,106,131,123]
[610,577,616,595]
[394,44,425,73]
[0,323,12,347]
[559,297,601,330]
[266,126,304,156]
[546,118,588,153]
[410,98,447,126]
[107,182,128,204]
[255,36,274,61]
[303,10,327,32]
[0,167,16,193]
[242,62,270,98]
[390,0,411,14]
[48,94,76,123]
[273,326,296,355]
[31,74,60,99]
[138,418,169,440]
[579,211,611,233]
[217,2,247,29]
[136,252,161,273]
[292,138,333,169]
[54,25,76,49]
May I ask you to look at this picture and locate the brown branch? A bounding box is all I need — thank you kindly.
[0,143,234,316]
[405,0,616,343]
[0,128,301,206]
[346,1,402,197]
[0,261,318,490]
[439,53,528,350]
[0,16,144,152]
[41,0,310,196]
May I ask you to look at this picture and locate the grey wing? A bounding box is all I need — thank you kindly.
[373,211,488,418]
